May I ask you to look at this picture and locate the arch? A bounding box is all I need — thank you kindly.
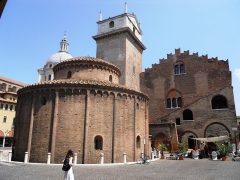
[67,71,72,78]
[48,74,51,80]
[153,132,170,150]
[94,135,103,150]
[211,95,228,109]
[183,109,193,120]
[204,122,230,138]
[136,136,141,148]
[166,89,183,108]
[180,131,198,149]
[109,21,114,28]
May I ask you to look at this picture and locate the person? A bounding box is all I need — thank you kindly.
[63,149,74,180]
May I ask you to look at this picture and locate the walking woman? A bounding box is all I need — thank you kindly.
[62,149,74,180]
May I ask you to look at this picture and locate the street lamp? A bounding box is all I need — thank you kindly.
[232,127,238,154]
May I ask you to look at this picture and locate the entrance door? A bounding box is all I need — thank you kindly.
[188,135,196,149]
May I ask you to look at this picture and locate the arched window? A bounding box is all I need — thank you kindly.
[136,136,141,148]
[183,109,193,120]
[109,21,114,28]
[177,97,182,107]
[48,74,51,80]
[174,62,185,75]
[166,98,171,108]
[10,105,13,111]
[172,98,177,108]
[94,135,103,150]
[109,75,112,82]
[67,71,72,79]
[212,95,228,109]
[5,104,8,110]
[166,89,183,108]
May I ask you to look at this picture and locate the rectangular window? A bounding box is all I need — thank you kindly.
[3,116,7,123]
[176,118,181,126]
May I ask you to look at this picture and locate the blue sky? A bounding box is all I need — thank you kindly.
[0,0,239,115]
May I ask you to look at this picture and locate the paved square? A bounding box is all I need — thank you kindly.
[0,159,240,180]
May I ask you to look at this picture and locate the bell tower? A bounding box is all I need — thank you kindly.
[93,3,146,91]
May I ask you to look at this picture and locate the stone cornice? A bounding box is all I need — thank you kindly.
[18,79,149,100]
[53,57,121,77]
[93,27,146,51]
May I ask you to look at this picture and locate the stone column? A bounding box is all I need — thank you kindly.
[24,152,29,163]
[8,152,12,162]
[47,153,51,164]
[73,153,77,165]
[123,153,127,163]
[27,95,35,160]
[50,91,59,163]
[100,153,104,164]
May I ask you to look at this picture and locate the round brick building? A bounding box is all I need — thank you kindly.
[13,57,149,164]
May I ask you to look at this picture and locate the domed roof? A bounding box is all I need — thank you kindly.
[47,51,73,64]
[46,33,73,64]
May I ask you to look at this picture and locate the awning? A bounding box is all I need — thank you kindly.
[191,135,229,142]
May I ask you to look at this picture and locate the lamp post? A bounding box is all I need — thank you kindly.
[232,127,238,154]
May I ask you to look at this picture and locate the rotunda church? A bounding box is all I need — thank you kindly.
[13,7,149,164]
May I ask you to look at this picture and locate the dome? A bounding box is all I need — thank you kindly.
[47,51,73,64]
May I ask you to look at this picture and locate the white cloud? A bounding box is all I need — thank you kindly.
[235,68,240,82]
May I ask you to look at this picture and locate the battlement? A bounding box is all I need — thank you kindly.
[144,48,229,72]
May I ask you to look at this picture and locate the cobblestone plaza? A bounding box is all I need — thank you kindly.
[1,159,240,180]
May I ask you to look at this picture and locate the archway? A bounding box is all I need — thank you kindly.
[153,133,170,151]
[204,123,230,152]
[181,131,198,149]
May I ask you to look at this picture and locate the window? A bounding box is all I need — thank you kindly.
[166,98,171,108]
[212,95,228,109]
[49,64,52,68]
[133,65,136,74]
[94,135,103,150]
[67,71,72,79]
[109,21,114,28]
[10,105,13,111]
[166,97,182,108]
[3,116,7,123]
[183,109,193,120]
[0,104,3,109]
[176,118,181,126]
[177,97,182,107]
[48,74,51,80]
[41,97,47,105]
[136,136,141,148]
[174,62,185,75]
[136,103,140,110]
[166,89,183,109]
[5,104,8,110]
[109,75,112,82]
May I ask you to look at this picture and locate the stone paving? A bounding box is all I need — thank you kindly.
[0,158,240,180]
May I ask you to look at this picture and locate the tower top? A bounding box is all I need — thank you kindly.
[59,33,69,53]
[124,2,128,13]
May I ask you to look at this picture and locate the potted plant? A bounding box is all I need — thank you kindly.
[216,142,232,161]
[158,143,167,159]
[178,142,188,160]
